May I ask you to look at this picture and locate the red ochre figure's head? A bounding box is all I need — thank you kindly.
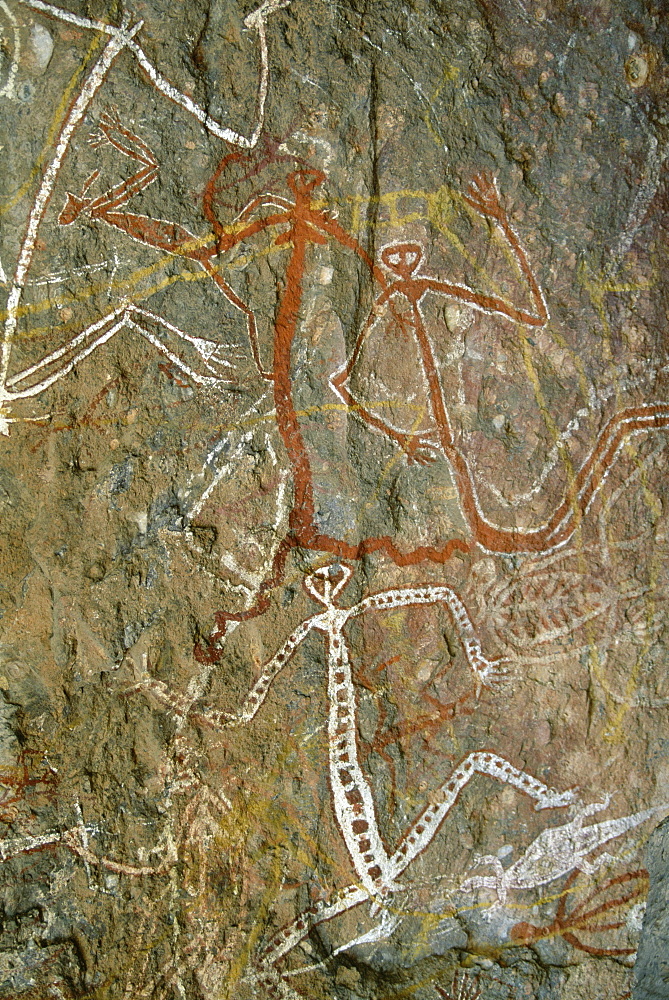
[287,168,326,200]
[380,243,424,278]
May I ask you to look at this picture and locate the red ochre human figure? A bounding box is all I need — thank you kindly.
[57,122,669,658]
[197,166,669,659]
[331,171,548,469]
[331,177,669,555]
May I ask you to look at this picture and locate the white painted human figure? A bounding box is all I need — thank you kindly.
[131,562,586,997]
[460,797,669,906]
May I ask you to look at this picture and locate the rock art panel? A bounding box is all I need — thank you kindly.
[0,1,667,998]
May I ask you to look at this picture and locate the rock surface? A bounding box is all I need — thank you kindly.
[0,0,668,998]
[633,818,669,999]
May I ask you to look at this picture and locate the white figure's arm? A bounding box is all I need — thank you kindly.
[17,0,290,148]
[352,585,507,694]
[126,609,318,735]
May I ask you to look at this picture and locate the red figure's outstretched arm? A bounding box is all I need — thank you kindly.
[59,110,159,226]
[216,208,291,253]
[461,171,548,326]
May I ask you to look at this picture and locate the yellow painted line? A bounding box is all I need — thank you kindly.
[424,63,460,148]
[0,31,106,215]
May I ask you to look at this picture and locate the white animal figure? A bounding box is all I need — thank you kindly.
[460,797,668,905]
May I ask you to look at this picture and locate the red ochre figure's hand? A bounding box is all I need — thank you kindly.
[405,434,439,465]
[463,170,506,223]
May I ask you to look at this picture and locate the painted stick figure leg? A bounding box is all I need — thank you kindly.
[199,257,274,381]
[6,306,134,399]
[388,752,578,882]
[249,754,577,990]
[6,303,231,399]
[251,884,369,997]
[251,881,404,997]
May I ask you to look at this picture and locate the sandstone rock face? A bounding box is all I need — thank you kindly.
[0,1,668,998]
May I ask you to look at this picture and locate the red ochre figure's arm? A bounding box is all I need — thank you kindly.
[216,208,292,254]
[59,111,159,226]
[462,170,548,326]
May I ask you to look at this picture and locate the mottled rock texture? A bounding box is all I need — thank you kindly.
[634,817,669,998]
[0,0,668,998]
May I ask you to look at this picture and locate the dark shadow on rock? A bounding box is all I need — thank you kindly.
[633,816,669,999]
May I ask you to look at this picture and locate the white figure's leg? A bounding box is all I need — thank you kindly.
[5,303,234,403]
[6,305,132,398]
[389,752,577,880]
[327,907,401,957]
[251,884,368,996]
[123,306,236,385]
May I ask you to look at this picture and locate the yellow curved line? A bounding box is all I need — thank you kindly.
[0,30,106,215]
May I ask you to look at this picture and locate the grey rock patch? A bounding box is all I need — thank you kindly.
[633,817,669,1000]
